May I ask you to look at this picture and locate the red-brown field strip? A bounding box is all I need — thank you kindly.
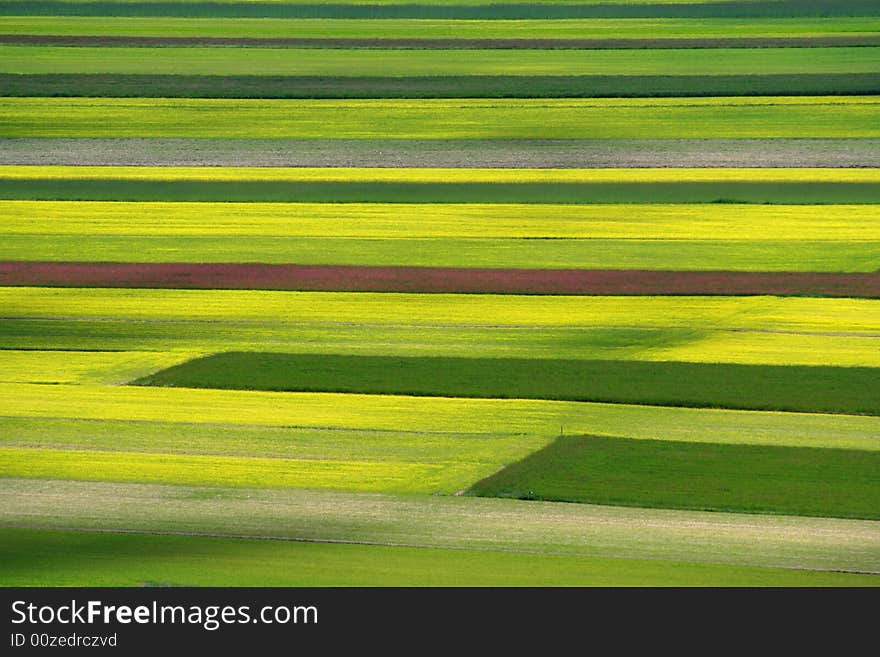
[2,262,878,297]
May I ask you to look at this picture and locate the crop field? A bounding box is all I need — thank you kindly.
[466,435,880,519]
[1,0,878,589]
[4,97,880,139]
[131,352,880,416]
[4,17,880,41]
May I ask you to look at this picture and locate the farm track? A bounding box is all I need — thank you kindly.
[2,262,879,298]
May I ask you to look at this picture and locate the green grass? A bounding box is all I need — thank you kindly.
[3,528,875,587]
[0,16,880,39]
[4,97,879,139]
[5,478,878,573]
[133,352,880,416]
[467,435,880,519]
[8,236,878,272]
[3,17,879,40]
[4,383,880,451]
[0,416,540,464]
[8,73,878,99]
[4,179,880,203]
[5,45,876,76]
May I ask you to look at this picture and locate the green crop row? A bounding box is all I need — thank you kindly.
[468,435,880,519]
[132,352,880,416]
[4,97,878,138]
[3,17,879,40]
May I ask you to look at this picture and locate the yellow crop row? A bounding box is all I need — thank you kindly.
[2,165,879,183]
[3,383,879,451]
[4,288,878,333]
[4,201,879,240]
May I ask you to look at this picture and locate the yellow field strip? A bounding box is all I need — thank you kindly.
[2,166,879,183]
[2,383,879,451]
[3,201,879,240]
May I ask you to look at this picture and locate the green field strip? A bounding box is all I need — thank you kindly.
[5,320,880,368]
[0,0,832,7]
[6,73,878,99]
[2,1,878,20]
[4,479,878,573]
[4,236,877,272]
[467,436,880,519]
[3,383,880,451]
[132,353,880,416]
[0,417,544,464]
[4,97,878,139]
[7,37,880,52]
[0,349,203,384]
[4,527,875,587]
[0,446,505,494]
[4,179,879,203]
[4,138,879,168]
[4,201,878,240]
[3,17,879,40]
[5,45,876,76]
[5,289,877,334]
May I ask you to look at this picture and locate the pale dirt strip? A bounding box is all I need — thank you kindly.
[3,138,880,168]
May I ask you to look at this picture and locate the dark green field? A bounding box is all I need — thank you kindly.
[467,435,880,519]
[132,352,880,416]
[5,73,878,98]
[3,179,879,204]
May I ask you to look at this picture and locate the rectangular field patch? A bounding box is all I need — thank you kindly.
[467,435,880,519]
[132,352,880,416]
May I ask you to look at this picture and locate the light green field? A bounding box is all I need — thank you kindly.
[3,479,878,573]
[3,17,878,39]
[4,324,880,368]
[6,236,876,271]
[4,97,878,139]
[0,350,202,384]
[3,200,877,271]
[3,289,879,368]
[0,446,510,494]
[5,527,876,587]
[0,416,540,463]
[3,383,879,451]
[5,45,877,76]
[4,289,877,333]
